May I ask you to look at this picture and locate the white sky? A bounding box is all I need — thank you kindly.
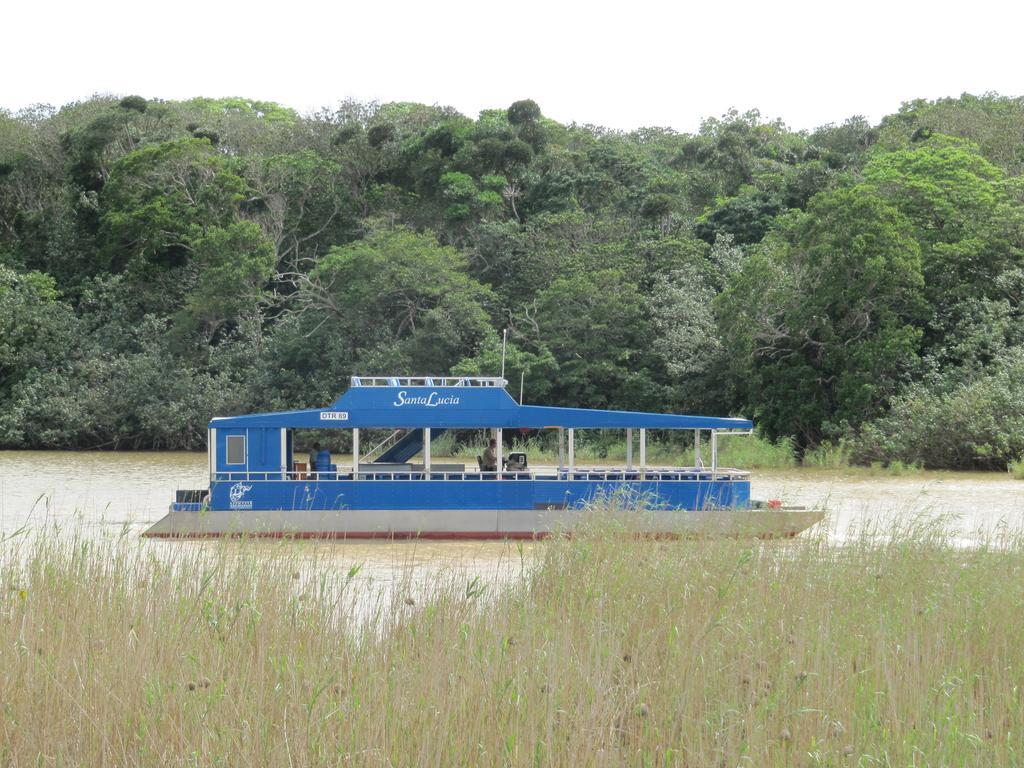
[4,0,1022,133]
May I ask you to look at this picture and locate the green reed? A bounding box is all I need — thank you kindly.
[1,517,1022,766]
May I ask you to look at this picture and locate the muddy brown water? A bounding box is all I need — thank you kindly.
[1,451,1021,587]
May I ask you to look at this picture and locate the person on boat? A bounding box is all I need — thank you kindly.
[481,438,498,472]
[309,442,321,474]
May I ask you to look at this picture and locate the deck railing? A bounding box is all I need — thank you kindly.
[349,375,508,388]
[212,467,751,483]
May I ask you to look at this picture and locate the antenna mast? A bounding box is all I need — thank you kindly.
[500,328,508,382]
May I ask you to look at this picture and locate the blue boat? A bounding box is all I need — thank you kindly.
[145,376,823,539]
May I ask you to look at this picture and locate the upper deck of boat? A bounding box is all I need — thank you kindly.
[205,375,755,486]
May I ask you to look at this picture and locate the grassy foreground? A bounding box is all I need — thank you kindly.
[2,522,1023,766]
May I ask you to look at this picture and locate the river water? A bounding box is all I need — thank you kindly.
[1,451,1021,582]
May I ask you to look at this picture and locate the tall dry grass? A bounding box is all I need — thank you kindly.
[2,519,1023,766]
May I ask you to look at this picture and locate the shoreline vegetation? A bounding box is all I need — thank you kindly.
[2,518,1023,765]
[3,93,1024,471]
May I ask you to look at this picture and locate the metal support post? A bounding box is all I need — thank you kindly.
[495,427,502,477]
[280,428,288,479]
[639,428,646,479]
[352,428,359,480]
[208,428,216,479]
[423,427,431,477]
[695,429,703,468]
[711,429,718,481]
[626,428,633,470]
[568,428,575,475]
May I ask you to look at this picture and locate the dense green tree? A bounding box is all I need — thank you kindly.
[864,138,1003,253]
[2,92,1024,464]
[718,187,927,447]
[533,269,663,410]
[0,267,77,407]
[246,149,355,269]
[99,138,248,271]
[694,189,784,245]
[807,116,878,169]
[507,99,546,153]
[647,243,736,411]
[452,339,559,404]
[178,221,275,342]
[878,93,1024,175]
[466,210,636,305]
[674,109,806,208]
[297,226,495,375]
[863,138,1024,366]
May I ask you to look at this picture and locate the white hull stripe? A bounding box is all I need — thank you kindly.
[144,507,824,539]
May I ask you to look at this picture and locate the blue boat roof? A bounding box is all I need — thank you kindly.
[210,377,752,431]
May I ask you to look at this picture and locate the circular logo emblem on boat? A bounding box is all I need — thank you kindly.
[229,482,252,503]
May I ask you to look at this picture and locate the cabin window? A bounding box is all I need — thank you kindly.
[226,435,246,465]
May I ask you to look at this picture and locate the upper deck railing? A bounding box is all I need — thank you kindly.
[349,376,508,388]
[211,467,751,483]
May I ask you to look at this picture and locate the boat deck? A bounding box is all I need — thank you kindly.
[174,465,753,516]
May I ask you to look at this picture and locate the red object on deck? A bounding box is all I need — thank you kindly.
[767,499,782,509]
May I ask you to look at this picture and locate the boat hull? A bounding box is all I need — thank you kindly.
[143,505,824,540]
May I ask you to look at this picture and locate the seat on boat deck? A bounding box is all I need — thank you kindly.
[505,452,528,472]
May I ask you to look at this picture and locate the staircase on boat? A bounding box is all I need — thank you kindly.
[362,428,449,464]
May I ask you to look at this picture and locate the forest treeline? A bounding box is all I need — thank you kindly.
[2,93,1024,468]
